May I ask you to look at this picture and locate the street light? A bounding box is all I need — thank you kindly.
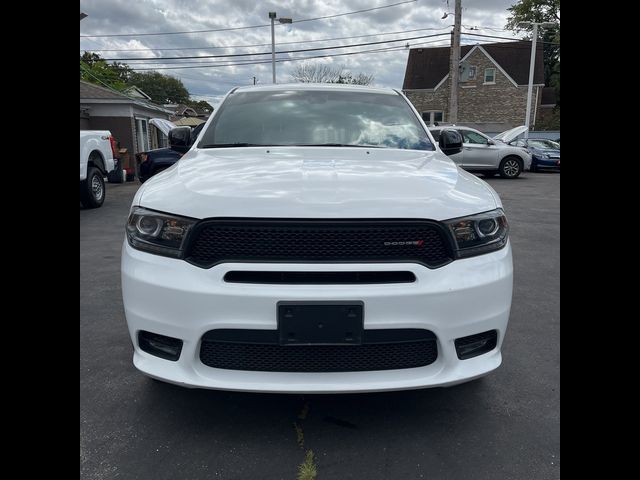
[441,12,454,19]
[519,21,557,139]
[269,11,292,84]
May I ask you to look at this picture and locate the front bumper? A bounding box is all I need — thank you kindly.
[532,157,560,169]
[121,241,513,393]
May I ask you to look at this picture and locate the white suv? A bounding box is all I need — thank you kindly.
[121,84,513,393]
[430,125,531,178]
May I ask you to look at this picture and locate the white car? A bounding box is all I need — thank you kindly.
[80,130,117,208]
[429,125,531,178]
[121,84,513,393]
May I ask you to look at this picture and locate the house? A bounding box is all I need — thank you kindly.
[402,40,545,132]
[164,103,212,122]
[80,80,174,155]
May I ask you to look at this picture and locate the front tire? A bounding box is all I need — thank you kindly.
[80,166,105,208]
[499,156,523,179]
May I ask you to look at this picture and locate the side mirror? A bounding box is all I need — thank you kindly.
[438,129,463,156]
[169,127,192,154]
[487,139,495,145]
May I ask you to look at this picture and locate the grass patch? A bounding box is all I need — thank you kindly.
[297,450,317,480]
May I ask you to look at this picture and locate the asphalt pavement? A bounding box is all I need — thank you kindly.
[80,171,560,480]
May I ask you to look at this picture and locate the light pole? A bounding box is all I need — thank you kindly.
[444,0,461,124]
[269,12,292,84]
[519,21,556,139]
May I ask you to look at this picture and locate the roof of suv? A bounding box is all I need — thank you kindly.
[232,83,399,95]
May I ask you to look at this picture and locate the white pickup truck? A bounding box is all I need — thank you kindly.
[80,130,117,208]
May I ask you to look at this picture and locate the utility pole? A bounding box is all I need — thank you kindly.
[269,12,293,84]
[519,21,556,139]
[269,12,276,84]
[448,0,462,124]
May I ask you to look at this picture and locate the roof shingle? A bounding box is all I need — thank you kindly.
[402,41,544,89]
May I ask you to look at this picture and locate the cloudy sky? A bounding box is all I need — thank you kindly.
[80,0,521,106]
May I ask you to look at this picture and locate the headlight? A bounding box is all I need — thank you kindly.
[126,207,196,258]
[535,153,550,159]
[444,209,509,258]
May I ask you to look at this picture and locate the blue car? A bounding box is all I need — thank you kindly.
[136,121,205,183]
[509,138,560,173]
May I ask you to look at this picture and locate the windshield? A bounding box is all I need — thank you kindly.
[529,139,559,149]
[198,90,434,151]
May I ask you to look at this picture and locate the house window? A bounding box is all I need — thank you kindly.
[135,117,150,152]
[421,111,444,125]
[468,66,477,80]
[484,68,496,84]
[156,128,168,148]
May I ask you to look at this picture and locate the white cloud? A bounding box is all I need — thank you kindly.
[80,0,520,102]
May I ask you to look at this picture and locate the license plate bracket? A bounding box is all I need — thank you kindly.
[277,301,364,345]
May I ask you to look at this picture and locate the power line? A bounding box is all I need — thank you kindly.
[80,0,417,38]
[102,33,450,62]
[80,26,452,53]
[462,31,559,45]
[127,39,449,71]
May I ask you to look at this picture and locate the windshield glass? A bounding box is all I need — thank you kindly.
[198,90,434,150]
[529,139,559,149]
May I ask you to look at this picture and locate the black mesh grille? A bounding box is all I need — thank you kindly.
[199,329,438,372]
[185,219,453,268]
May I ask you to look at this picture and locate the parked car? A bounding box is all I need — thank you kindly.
[429,125,531,178]
[508,138,560,172]
[121,84,513,393]
[136,119,205,183]
[80,130,118,208]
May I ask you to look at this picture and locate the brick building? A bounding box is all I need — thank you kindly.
[402,41,545,132]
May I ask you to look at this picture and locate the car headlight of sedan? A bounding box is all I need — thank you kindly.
[126,207,196,258]
[444,208,509,258]
[534,153,550,159]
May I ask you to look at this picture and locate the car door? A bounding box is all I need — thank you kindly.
[458,129,500,169]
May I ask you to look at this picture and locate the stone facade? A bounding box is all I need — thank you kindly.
[403,47,541,132]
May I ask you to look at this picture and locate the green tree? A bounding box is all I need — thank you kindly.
[80,52,132,90]
[128,71,190,104]
[505,0,560,95]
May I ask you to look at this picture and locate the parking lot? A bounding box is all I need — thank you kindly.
[80,172,559,480]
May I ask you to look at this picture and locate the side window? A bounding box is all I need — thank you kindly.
[422,111,444,125]
[484,68,496,84]
[460,130,488,144]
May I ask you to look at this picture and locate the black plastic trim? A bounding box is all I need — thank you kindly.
[223,270,417,284]
[182,217,455,269]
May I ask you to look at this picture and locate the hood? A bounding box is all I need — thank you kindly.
[493,125,527,143]
[149,118,177,136]
[137,147,498,221]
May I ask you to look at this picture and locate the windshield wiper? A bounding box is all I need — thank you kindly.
[200,143,278,148]
[289,143,385,148]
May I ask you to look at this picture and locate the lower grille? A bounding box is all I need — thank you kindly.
[199,329,437,372]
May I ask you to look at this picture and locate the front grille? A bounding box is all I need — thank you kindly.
[185,219,453,268]
[199,329,438,372]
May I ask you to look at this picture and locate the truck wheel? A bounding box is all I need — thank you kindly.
[80,166,105,208]
[498,156,522,179]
